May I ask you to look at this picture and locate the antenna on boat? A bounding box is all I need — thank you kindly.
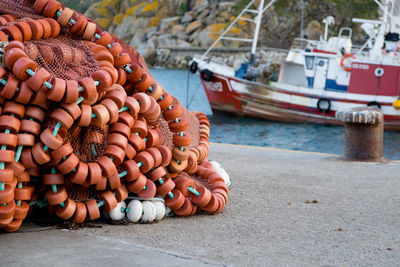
[249,0,265,65]
[322,16,335,42]
[300,0,305,39]
[375,0,400,26]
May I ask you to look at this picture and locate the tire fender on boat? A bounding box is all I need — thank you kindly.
[340,54,356,72]
[367,101,381,109]
[189,61,198,73]
[200,69,214,82]
[317,98,331,113]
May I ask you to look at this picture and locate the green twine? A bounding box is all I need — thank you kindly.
[52,122,61,136]
[119,106,129,112]
[25,68,35,76]
[91,144,97,156]
[124,66,132,74]
[43,81,53,89]
[119,171,128,178]
[14,145,23,162]
[188,186,200,196]
[76,96,84,104]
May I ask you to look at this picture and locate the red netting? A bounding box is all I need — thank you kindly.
[0,0,43,20]
[0,0,224,233]
[25,36,98,80]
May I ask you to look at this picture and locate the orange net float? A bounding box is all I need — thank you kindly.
[0,0,229,232]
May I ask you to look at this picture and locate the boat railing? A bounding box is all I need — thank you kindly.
[194,53,236,68]
[290,38,321,50]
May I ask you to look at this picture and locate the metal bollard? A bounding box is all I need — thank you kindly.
[335,107,384,161]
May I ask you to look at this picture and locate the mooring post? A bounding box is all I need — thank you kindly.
[335,107,384,161]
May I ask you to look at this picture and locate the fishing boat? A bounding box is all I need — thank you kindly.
[190,0,400,130]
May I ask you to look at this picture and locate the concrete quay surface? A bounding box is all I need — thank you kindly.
[1,143,400,266]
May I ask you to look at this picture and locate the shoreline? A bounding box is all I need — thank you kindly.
[150,46,287,69]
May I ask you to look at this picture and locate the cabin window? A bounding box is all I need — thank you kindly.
[305,56,315,70]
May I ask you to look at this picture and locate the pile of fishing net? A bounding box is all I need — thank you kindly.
[0,0,229,232]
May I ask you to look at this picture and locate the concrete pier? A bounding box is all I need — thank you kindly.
[1,143,399,266]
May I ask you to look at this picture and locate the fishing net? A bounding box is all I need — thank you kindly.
[0,0,228,232]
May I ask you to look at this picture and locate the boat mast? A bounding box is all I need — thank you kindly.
[250,0,265,65]
[201,0,277,62]
[201,0,256,60]
[300,0,305,39]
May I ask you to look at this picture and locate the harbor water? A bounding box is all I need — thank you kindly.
[150,68,400,160]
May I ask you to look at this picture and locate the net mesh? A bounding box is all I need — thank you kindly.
[0,0,43,20]
[0,2,98,80]
[66,124,108,163]
[0,0,201,155]
[25,36,98,80]
[0,1,214,227]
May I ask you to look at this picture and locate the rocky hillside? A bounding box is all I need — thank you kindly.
[60,0,379,65]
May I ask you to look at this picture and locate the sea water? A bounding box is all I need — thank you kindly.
[150,68,400,160]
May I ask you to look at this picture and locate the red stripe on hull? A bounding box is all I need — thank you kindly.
[200,72,400,131]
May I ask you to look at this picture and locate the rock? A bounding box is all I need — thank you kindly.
[304,20,324,40]
[197,9,210,20]
[142,38,157,65]
[108,24,116,35]
[95,18,112,29]
[125,2,158,17]
[175,32,189,41]
[112,13,124,26]
[160,17,180,33]
[171,25,185,36]
[85,0,377,56]
[188,28,201,43]
[216,11,230,23]
[186,21,203,35]
[157,34,177,47]
[203,9,218,25]
[218,2,235,10]
[129,30,146,47]
[146,27,159,39]
[181,12,194,23]
[84,2,106,20]
[113,16,148,41]
[197,29,214,47]
[193,0,209,12]
[177,40,191,48]
[149,17,161,28]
